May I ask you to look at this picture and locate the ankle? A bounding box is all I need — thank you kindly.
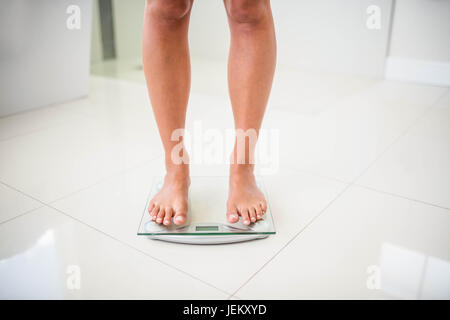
[230,163,255,177]
[229,149,256,166]
[165,162,189,180]
[165,148,189,171]
[166,161,188,172]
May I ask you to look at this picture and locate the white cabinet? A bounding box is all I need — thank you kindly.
[0,0,92,116]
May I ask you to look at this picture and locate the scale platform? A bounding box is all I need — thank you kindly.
[137,176,275,244]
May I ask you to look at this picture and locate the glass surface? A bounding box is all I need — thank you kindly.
[137,176,276,236]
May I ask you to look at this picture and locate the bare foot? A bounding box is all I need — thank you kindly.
[148,166,190,226]
[226,166,267,225]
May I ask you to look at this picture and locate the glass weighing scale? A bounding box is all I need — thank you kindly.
[137,176,275,244]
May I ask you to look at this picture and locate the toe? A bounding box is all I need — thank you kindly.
[227,205,239,223]
[156,208,165,224]
[151,205,159,220]
[164,208,173,226]
[249,207,257,223]
[260,200,267,213]
[240,209,251,226]
[255,205,263,220]
[173,208,187,225]
[148,202,155,214]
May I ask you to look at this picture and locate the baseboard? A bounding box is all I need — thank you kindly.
[384,57,450,87]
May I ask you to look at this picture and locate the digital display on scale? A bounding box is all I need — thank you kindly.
[196,226,219,232]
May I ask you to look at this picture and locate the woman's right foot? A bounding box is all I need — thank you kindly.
[148,165,190,226]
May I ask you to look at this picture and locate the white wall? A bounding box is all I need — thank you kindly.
[189,0,229,62]
[112,0,145,60]
[189,0,393,77]
[385,0,450,86]
[389,0,450,62]
[0,0,93,116]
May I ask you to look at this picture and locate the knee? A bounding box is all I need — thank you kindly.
[146,0,191,21]
[226,0,269,25]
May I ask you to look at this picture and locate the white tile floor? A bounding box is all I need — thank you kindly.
[1,61,449,299]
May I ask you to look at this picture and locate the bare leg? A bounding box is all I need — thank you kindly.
[224,0,276,225]
[142,0,193,225]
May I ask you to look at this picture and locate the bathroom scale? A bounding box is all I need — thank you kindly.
[137,176,275,244]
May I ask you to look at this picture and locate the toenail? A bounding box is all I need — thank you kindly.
[244,220,250,225]
[230,214,237,219]
[164,220,169,224]
[175,216,183,221]
[251,217,256,222]
[157,218,162,222]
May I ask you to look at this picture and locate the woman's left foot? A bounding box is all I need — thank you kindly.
[226,166,267,225]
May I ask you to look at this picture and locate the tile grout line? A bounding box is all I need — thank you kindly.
[229,89,450,299]
[0,204,46,227]
[47,155,163,205]
[0,115,97,143]
[0,91,94,120]
[227,182,353,299]
[0,154,162,227]
[0,100,98,143]
[47,204,234,298]
[281,170,450,212]
[281,164,352,185]
[0,180,232,298]
[284,88,449,190]
[0,153,162,210]
[350,89,449,185]
[0,127,66,143]
[354,184,450,212]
